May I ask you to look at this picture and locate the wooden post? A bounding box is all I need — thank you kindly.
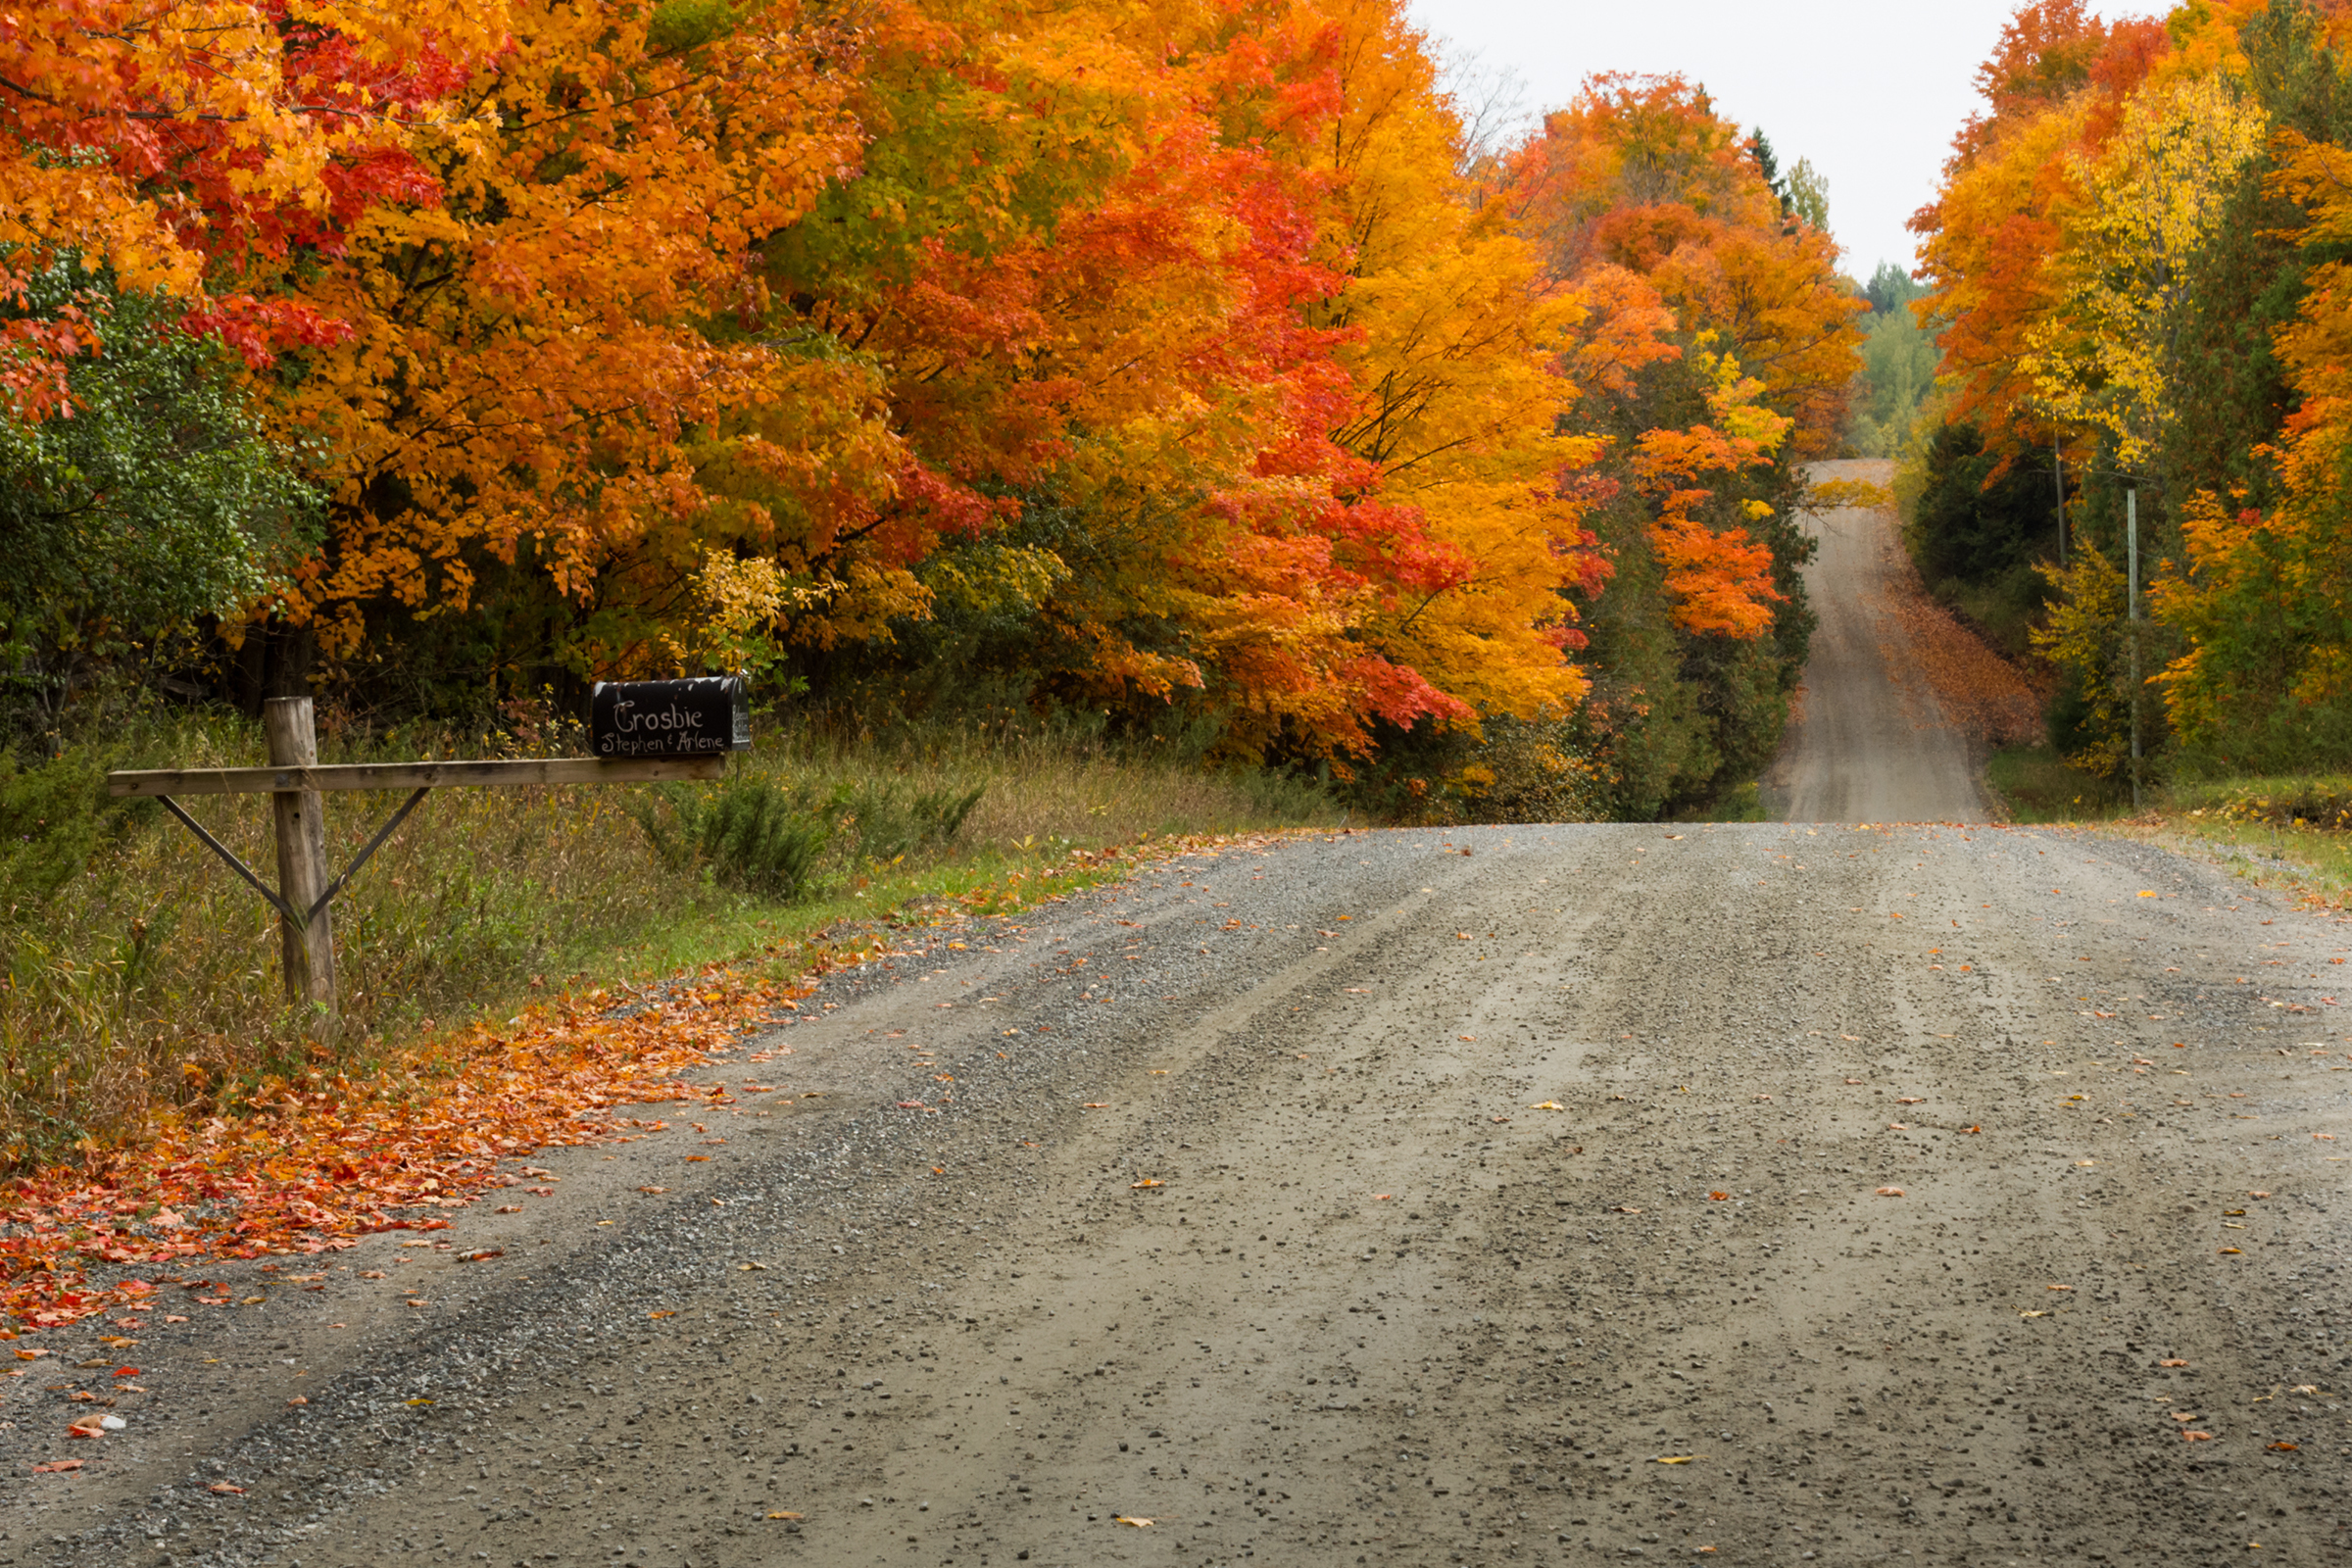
[264,696,337,1032]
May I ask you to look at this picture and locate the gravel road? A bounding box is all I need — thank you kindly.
[1764,459,1991,825]
[8,478,2349,1566]
[7,824,2349,1567]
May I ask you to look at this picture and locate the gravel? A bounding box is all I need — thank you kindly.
[4,819,2349,1567]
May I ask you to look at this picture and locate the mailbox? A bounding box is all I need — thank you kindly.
[589,676,752,758]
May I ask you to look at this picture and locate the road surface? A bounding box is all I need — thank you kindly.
[8,818,2348,1567]
[1767,459,1991,824]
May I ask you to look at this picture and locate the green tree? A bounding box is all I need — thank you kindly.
[1,259,318,735]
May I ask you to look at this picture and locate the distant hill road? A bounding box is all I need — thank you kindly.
[1767,457,1992,823]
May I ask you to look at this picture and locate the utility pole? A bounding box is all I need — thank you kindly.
[2127,487,2141,809]
[2054,440,2067,567]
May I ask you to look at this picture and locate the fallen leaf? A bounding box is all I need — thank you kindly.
[207,1481,244,1494]
[2268,1442,2299,1452]
[1131,1178,1163,1189]
[457,1250,503,1262]
[1491,1115,1511,1123]
[2220,1247,2244,1254]
[2170,1411,2197,1422]
[2019,1309,2049,1318]
[1081,1102,1110,1109]
[1843,1076,1864,1083]
[404,1397,433,1406]
[766,1511,804,1521]
[1373,1194,1393,1200]
[1887,1122,1910,1131]
[1655,1455,1697,1464]
[359,1271,386,1280]
[1896,1097,1925,1104]
[1114,1516,1154,1527]
[29,1460,83,1474]
[637,1186,667,1195]
[1708,1191,1731,1201]
[1530,1101,1563,1111]
[2182,1430,2215,1442]
[2249,1191,2271,1199]
[496,1204,523,1214]
[2160,1359,2190,1368]
[1610,1205,1642,1214]
[1962,1124,1981,1134]
[1876,1187,1905,1197]
[2047,1284,2074,1292]
[287,1396,309,1406]
[684,1154,712,1162]
[648,1309,675,1319]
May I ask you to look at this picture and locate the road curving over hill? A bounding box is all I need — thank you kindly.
[10,813,2349,1568]
[1768,458,1993,825]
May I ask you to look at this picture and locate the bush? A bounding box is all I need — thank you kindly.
[846,780,986,864]
[0,748,150,909]
[630,774,837,900]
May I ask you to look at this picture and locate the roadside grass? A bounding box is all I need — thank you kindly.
[1671,780,1768,822]
[1985,745,2133,822]
[2116,773,2352,909]
[0,711,1338,1167]
[1981,752,2352,906]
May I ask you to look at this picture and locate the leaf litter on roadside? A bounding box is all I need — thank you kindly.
[1,966,812,1332]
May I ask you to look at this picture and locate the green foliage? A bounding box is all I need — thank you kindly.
[0,749,149,908]
[629,765,990,897]
[1786,156,1830,235]
[845,779,986,863]
[2031,545,2171,781]
[0,260,318,663]
[1984,744,2132,821]
[630,774,838,900]
[1847,264,1938,458]
[1902,420,2060,656]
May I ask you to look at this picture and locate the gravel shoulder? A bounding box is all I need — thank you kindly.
[8,819,2349,1568]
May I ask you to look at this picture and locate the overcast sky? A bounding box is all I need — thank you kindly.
[1403,0,2144,281]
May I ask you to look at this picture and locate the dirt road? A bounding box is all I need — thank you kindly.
[10,816,2350,1567]
[1766,460,1991,825]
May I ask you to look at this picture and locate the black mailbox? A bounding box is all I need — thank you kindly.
[589,677,752,758]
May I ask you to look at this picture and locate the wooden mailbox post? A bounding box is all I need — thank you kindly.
[106,681,748,1036]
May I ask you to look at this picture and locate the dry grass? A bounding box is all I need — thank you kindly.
[0,712,1336,1165]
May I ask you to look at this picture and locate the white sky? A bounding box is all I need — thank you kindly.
[1404,0,2144,281]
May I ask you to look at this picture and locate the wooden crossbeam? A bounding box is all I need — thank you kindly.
[106,755,723,798]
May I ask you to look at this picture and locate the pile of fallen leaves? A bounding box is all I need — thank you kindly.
[0,968,796,1335]
[1883,578,2045,746]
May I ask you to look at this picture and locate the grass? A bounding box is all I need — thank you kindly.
[1670,780,1768,822]
[0,710,1339,1167]
[1984,745,2134,823]
[2114,772,2352,909]
[1979,751,2352,906]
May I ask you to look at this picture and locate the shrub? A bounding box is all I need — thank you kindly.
[629,774,836,900]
